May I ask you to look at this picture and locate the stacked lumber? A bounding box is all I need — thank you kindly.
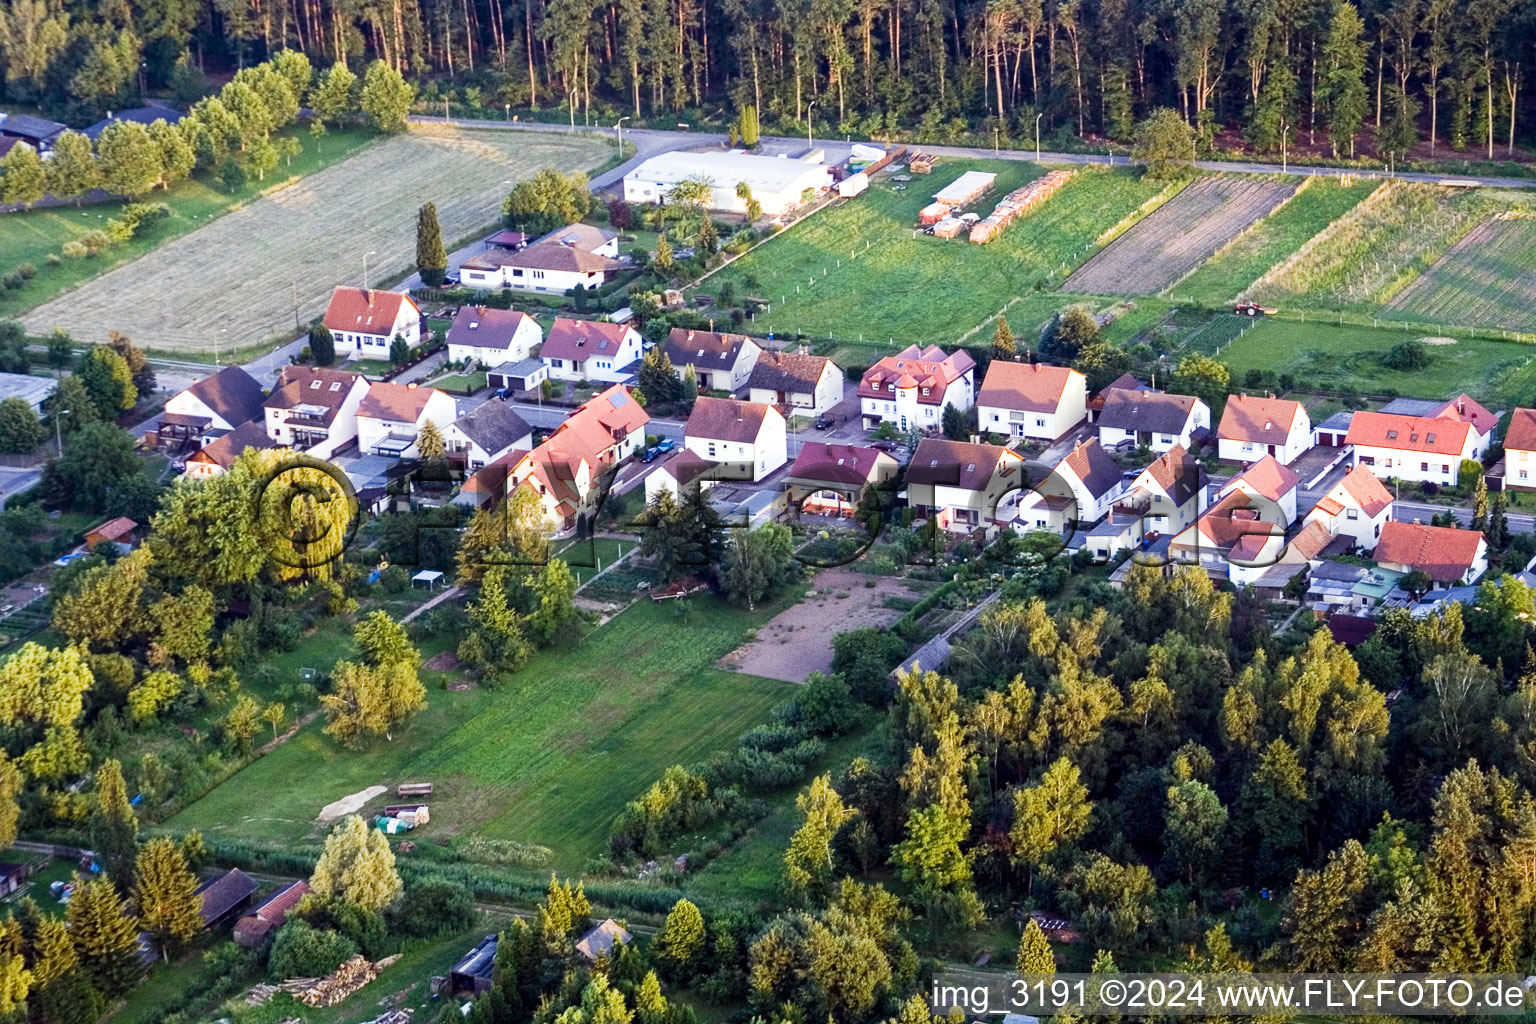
[918,202,951,226]
[931,216,965,239]
[969,170,1075,244]
[910,152,934,173]
[293,955,403,1007]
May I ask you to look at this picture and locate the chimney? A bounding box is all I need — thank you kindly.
[1458,396,1466,413]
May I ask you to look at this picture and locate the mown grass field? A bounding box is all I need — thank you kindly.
[1383,215,1536,332]
[168,596,797,864]
[20,125,610,356]
[1171,178,1381,302]
[702,162,1168,346]
[0,126,379,323]
[1217,318,1536,404]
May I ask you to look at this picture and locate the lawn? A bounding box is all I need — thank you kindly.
[167,596,799,865]
[20,125,611,357]
[554,536,636,585]
[1170,178,1381,302]
[1216,317,1536,405]
[0,126,379,323]
[701,162,1168,346]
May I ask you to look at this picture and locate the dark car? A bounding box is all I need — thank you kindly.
[814,415,834,430]
[641,447,661,463]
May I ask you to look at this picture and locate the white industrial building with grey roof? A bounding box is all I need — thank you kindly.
[622,150,832,216]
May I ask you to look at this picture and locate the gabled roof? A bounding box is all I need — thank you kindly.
[1137,443,1206,507]
[87,517,136,542]
[656,449,714,488]
[1382,394,1498,436]
[1057,439,1122,500]
[686,396,776,444]
[533,222,617,251]
[447,307,537,351]
[977,361,1082,413]
[452,399,531,455]
[1507,408,1536,452]
[1374,520,1486,582]
[248,881,309,923]
[1346,410,1471,457]
[749,351,835,393]
[1333,465,1394,518]
[542,319,636,364]
[478,241,619,274]
[1098,389,1201,434]
[190,421,275,468]
[264,366,366,423]
[195,868,259,925]
[0,114,64,141]
[1227,455,1300,503]
[665,328,756,372]
[1286,519,1336,562]
[453,935,499,980]
[183,365,266,427]
[906,438,1021,492]
[84,105,182,140]
[860,345,975,405]
[1218,394,1306,445]
[358,382,445,423]
[322,287,416,337]
[576,919,631,960]
[786,442,894,486]
[1195,490,1284,555]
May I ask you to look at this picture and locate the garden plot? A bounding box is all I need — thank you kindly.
[21,126,609,355]
[1382,215,1536,332]
[1061,177,1296,295]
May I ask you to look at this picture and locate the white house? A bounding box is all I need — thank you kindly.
[445,307,542,367]
[644,449,717,504]
[859,345,976,431]
[321,287,421,359]
[1096,389,1209,453]
[262,366,370,459]
[1097,444,1210,552]
[1503,407,1536,491]
[1345,410,1484,486]
[182,421,276,480]
[540,319,644,383]
[684,396,788,482]
[356,382,458,458]
[444,399,533,470]
[1216,395,1311,465]
[904,438,1026,537]
[1012,439,1126,535]
[161,365,267,446]
[1302,465,1394,552]
[1218,455,1301,526]
[459,224,621,293]
[664,328,762,393]
[1170,488,1289,586]
[748,351,845,417]
[977,362,1088,442]
[1374,520,1489,588]
[623,151,832,217]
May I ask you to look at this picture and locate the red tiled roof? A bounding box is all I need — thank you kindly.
[977,361,1082,413]
[1218,394,1305,445]
[322,287,416,337]
[263,366,365,424]
[542,319,636,364]
[189,421,275,468]
[1138,443,1206,506]
[786,442,893,486]
[87,517,136,542]
[358,382,443,423]
[685,396,776,444]
[1431,394,1498,436]
[1374,520,1485,582]
[249,881,309,923]
[1335,465,1394,518]
[1287,519,1335,561]
[750,351,834,393]
[1229,455,1300,502]
[1196,490,1283,553]
[1057,439,1122,499]
[1505,407,1536,452]
[1346,410,1471,457]
[860,345,975,405]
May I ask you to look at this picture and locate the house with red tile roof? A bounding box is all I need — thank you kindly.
[1217,455,1301,525]
[1096,388,1210,453]
[904,437,1025,537]
[1013,438,1127,534]
[182,421,277,480]
[1504,407,1536,491]
[1302,465,1394,552]
[322,287,421,359]
[783,442,898,516]
[1170,487,1288,586]
[1216,394,1311,465]
[1374,520,1488,587]
[683,396,787,481]
[644,449,718,505]
[356,382,458,458]
[1089,444,1211,559]
[976,361,1087,442]
[859,345,976,431]
[540,318,644,384]
[262,366,370,459]
[1345,410,1482,486]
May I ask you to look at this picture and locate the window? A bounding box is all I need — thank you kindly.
[1035,418,1046,427]
[922,387,930,396]
[1422,462,1430,472]
[310,380,322,390]
[1442,464,1450,474]
[1347,508,1359,520]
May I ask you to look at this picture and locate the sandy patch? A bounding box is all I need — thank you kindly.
[719,569,918,683]
[318,785,387,822]
[1419,336,1459,345]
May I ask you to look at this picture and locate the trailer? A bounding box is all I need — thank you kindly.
[396,782,434,797]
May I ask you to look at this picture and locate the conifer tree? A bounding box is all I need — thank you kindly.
[1016,918,1056,975]
[66,877,141,996]
[131,838,201,959]
[992,316,1016,359]
[88,760,137,892]
[416,202,448,286]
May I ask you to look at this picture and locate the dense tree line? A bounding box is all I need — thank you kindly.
[5,0,1534,160]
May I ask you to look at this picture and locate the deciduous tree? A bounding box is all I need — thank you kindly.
[310,815,402,911]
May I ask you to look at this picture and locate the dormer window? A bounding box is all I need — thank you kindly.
[310,380,322,389]
[1387,430,1398,440]
[922,387,930,396]
[887,383,895,392]
[330,382,342,391]
[1426,432,1436,443]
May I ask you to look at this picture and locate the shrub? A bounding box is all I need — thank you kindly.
[61,241,87,260]
[45,253,61,266]
[15,264,35,280]
[1382,339,1430,370]
[387,876,477,937]
[268,921,358,980]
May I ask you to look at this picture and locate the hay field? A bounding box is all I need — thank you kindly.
[21,125,610,354]
[1382,215,1536,332]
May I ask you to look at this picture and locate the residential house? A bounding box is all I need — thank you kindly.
[1012,438,1126,535]
[1373,520,1489,587]
[445,307,542,367]
[747,351,845,417]
[321,287,421,359]
[783,441,899,516]
[1218,455,1301,526]
[540,319,643,383]
[195,868,260,929]
[1083,444,1209,560]
[1086,372,1147,423]
[644,449,718,504]
[182,421,276,479]
[1505,407,1536,491]
[1345,410,1482,486]
[859,345,976,430]
[0,114,64,152]
[1216,394,1312,465]
[85,518,137,552]
[976,361,1087,442]
[1380,393,1498,447]
[664,328,762,393]
[1302,465,1394,552]
[684,396,787,482]
[83,104,183,141]
[1096,389,1209,453]
[458,224,620,293]
[356,382,457,458]
[444,399,533,470]
[262,366,370,458]
[1170,488,1288,586]
[904,438,1026,536]
[233,881,310,948]
[161,365,266,446]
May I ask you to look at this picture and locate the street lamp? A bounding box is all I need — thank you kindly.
[616,115,630,158]
[1281,122,1290,174]
[53,407,69,455]
[363,249,377,291]
[807,102,816,149]
[569,89,578,133]
[505,103,510,122]
[1035,112,1043,162]
[993,125,999,156]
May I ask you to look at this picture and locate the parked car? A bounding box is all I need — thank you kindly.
[641,447,661,463]
[494,387,511,399]
[814,415,834,430]
[655,438,677,453]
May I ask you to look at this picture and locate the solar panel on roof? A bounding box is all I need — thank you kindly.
[609,393,628,407]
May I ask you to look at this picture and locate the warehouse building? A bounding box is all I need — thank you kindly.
[623,151,832,216]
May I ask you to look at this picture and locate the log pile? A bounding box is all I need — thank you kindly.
[289,955,403,1007]
[968,170,1075,244]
